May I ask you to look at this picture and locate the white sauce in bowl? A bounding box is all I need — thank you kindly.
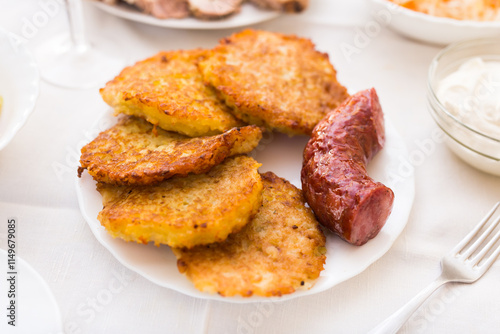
[437,57,500,139]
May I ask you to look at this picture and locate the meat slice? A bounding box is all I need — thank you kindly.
[188,0,243,19]
[249,0,309,12]
[301,88,394,246]
[123,0,190,19]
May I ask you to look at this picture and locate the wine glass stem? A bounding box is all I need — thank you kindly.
[66,0,89,53]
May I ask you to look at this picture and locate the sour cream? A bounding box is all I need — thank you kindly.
[437,57,500,139]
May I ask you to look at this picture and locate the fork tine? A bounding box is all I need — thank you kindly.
[472,224,500,269]
[461,214,500,260]
[452,202,500,256]
[479,235,500,271]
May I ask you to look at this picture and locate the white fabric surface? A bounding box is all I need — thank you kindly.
[1,0,500,333]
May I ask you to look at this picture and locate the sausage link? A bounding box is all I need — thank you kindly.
[301,88,394,246]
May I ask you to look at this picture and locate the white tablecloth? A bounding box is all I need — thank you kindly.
[1,0,500,333]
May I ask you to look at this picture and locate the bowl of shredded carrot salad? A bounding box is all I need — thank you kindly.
[388,0,500,21]
[369,0,500,45]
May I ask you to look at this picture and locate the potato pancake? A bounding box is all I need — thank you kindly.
[100,49,244,137]
[79,115,262,185]
[173,172,326,297]
[199,29,349,136]
[96,156,263,249]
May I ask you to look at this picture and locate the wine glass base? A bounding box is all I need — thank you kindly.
[36,34,125,90]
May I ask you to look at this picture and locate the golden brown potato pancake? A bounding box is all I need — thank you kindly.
[96,156,263,249]
[199,29,349,136]
[100,49,243,137]
[79,115,262,185]
[173,172,326,297]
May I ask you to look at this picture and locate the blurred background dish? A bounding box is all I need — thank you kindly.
[368,0,500,45]
[427,38,500,176]
[91,1,281,29]
[0,27,39,151]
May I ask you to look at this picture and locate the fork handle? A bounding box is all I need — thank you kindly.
[368,277,448,334]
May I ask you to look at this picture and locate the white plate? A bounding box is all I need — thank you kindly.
[0,249,63,333]
[76,111,415,303]
[0,27,39,151]
[91,1,281,30]
[368,0,500,45]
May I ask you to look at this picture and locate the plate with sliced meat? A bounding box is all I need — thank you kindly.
[91,1,282,30]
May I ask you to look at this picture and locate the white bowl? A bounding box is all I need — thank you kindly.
[368,0,500,45]
[0,27,39,150]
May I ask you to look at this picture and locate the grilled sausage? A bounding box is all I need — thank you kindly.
[301,88,394,246]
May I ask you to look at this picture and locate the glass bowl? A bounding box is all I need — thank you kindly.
[427,38,500,176]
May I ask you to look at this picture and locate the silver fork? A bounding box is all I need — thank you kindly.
[369,201,500,334]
